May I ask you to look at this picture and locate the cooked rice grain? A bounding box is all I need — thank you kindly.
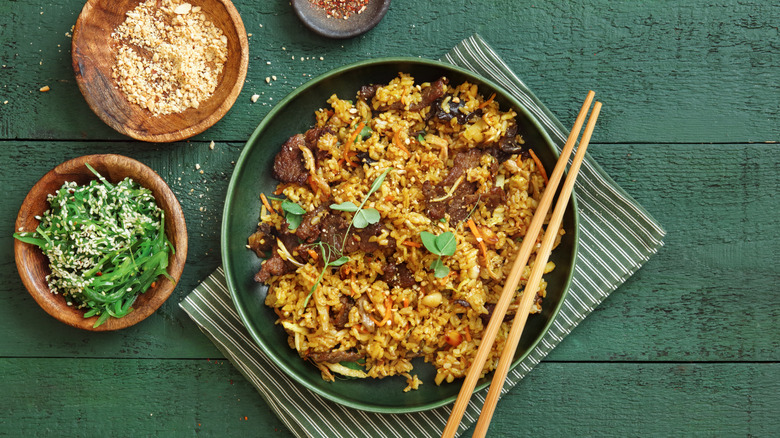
[250,73,562,389]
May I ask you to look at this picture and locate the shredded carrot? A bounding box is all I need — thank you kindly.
[464,326,472,342]
[260,193,276,215]
[403,297,409,308]
[528,149,549,184]
[273,308,284,319]
[384,195,395,202]
[349,273,359,296]
[402,240,421,248]
[376,297,393,327]
[273,184,288,195]
[393,130,410,156]
[343,122,365,166]
[307,249,319,260]
[467,219,489,264]
[478,92,496,109]
[150,281,157,288]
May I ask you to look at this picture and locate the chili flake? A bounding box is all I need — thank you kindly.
[310,0,369,19]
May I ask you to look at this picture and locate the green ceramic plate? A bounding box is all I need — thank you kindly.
[222,58,578,413]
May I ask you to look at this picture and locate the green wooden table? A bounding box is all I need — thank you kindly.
[2,1,778,436]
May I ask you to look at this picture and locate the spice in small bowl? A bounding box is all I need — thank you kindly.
[14,155,187,331]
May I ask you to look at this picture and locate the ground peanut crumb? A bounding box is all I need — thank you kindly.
[39,85,50,92]
[251,94,259,102]
[111,0,228,116]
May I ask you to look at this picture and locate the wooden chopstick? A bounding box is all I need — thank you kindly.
[441,91,598,438]
[472,100,602,438]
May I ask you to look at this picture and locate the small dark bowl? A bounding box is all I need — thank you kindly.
[291,0,391,39]
[72,0,249,142]
[14,154,188,331]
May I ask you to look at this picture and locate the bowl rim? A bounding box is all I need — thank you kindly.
[71,0,249,142]
[222,57,579,412]
[14,154,188,331]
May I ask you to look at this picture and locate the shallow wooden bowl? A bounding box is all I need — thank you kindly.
[14,155,188,331]
[72,0,249,142]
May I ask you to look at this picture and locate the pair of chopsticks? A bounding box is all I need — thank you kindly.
[442,92,602,438]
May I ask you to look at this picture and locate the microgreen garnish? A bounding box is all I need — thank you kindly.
[303,241,349,308]
[281,200,306,230]
[13,165,173,327]
[420,231,457,278]
[330,167,392,230]
[417,133,426,143]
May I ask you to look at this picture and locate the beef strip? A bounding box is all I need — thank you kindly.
[482,185,507,209]
[254,254,291,283]
[295,203,328,243]
[272,134,309,185]
[409,77,448,111]
[332,295,355,330]
[254,229,304,283]
[247,222,274,256]
[423,149,484,221]
[357,84,381,102]
[382,262,416,288]
[304,126,334,161]
[306,350,364,363]
[343,222,395,254]
[319,212,395,256]
[319,213,350,256]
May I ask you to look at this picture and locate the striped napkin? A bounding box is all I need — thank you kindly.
[180,34,666,438]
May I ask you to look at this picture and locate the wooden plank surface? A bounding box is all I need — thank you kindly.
[2,359,777,437]
[1,0,778,435]
[0,1,778,143]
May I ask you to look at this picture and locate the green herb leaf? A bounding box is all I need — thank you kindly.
[286,213,303,230]
[417,134,425,143]
[368,168,392,197]
[330,201,359,212]
[431,258,450,278]
[353,208,380,229]
[281,200,306,215]
[420,231,439,254]
[359,125,372,139]
[435,231,457,256]
[330,256,350,267]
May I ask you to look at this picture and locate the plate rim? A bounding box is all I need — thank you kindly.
[222,57,579,413]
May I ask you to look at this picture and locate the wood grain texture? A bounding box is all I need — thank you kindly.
[0,0,778,143]
[1,0,778,435]
[1,359,777,437]
[0,358,294,437]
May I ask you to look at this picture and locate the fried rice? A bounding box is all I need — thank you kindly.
[248,73,562,391]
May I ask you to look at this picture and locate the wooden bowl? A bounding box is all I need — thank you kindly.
[72,0,249,142]
[14,155,188,331]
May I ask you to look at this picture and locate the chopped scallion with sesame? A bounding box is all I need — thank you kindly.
[13,164,174,327]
